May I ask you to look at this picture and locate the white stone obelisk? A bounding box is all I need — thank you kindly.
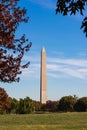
[40,47,47,104]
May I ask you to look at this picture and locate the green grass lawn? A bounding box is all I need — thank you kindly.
[0,112,87,130]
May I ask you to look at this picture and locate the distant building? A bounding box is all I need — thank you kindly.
[40,47,47,104]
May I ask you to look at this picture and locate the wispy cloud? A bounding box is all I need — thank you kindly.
[22,63,40,78]
[28,0,57,9]
[22,53,87,80]
[47,58,87,67]
[47,58,87,79]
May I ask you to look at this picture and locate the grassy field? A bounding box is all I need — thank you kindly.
[0,112,87,130]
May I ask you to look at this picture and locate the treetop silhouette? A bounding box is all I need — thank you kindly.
[56,0,87,37]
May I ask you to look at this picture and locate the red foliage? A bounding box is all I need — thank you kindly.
[0,0,32,82]
[0,87,11,113]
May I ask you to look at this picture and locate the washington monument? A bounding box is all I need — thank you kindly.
[40,47,47,104]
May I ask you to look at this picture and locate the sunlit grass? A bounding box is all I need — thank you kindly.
[0,112,87,130]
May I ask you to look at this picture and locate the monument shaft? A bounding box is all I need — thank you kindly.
[40,48,47,104]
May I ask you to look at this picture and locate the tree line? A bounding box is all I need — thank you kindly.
[0,0,87,114]
[0,87,87,114]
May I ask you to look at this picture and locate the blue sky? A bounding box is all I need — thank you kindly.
[1,0,87,101]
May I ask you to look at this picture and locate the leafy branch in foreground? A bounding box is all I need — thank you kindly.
[56,0,87,37]
[0,0,32,83]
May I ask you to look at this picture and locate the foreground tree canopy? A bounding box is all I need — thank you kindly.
[56,0,87,37]
[0,0,32,83]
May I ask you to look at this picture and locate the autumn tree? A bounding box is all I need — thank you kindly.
[56,0,87,37]
[0,87,11,114]
[0,0,32,83]
[46,100,59,112]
